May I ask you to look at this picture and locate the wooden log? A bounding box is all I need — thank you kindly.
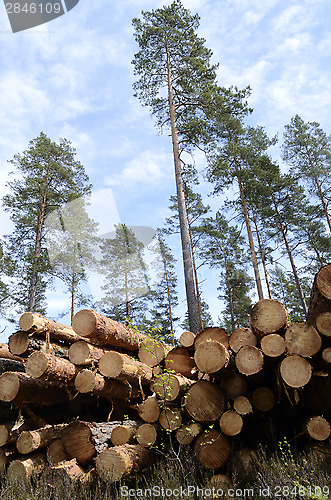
[136,423,160,447]
[304,374,331,418]
[19,312,81,344]
[74,370,140,401]
[285,323,322,357]
[72,309,146,351]
[219,410,243,436]
[9,331,68,358]
[135,394,160,423]
[158,407,182,431]
[44,458,86,482]
[0,343,24,362]
[315,312,331,338]
[307,264,331,326]
[250,299,288,339]
[151,373,191,402]
[179,331,195,348]
[280,355,312,388]
[194,340,229,374]
[175,422,202,445]
[0,372,68,405]
[183,380,227,424]
[47,438,70,465]
[235,346,264,376]
[0,419,33,447]
[233,396,253,416]
[229,328,257,353]
[99,351,153,385]
[194,429,231,469]
[26,351,77,383]
[0,358,25,375]
[96,444,151,482]
[68,341,105,365]
[7,452,46,480]
[252,387,275,412]
[111,421,140,446]
[306,416,331,441]
[321,348,331,369]
[260,334,286,358]
[219,373,248,400]
[16,423,67,454]
[164,347,197,378]
[194,327,229,350]
[207,475,233,495]
[0,447,16,472]
[61,421,125,465]
[138,339,168,367]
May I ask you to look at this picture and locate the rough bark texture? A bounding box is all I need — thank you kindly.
[0,372,68,405]
[72,309,146,351]
[19,312,81,344]
[0,343,23,362]
[9,331,68,358]
[0,358,25,375]
[26,351,77,382]
[307,264,331,325]
[99,351,153,385]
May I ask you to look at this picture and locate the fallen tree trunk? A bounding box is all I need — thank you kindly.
[0,372,69,405]
[250,299,288,339]
[183,380,226,424]
[72,309,146,351]
[96,444,151,482]
[98,351,153,385]
[26,351,77,383]
[0,343,24,362]
[9,331,68,358]
[74,370,140,401]
[16,423,68,454]
[0,419,33,447]
[68,341,106,365]
[194,429,231,469]
[44,458,86,482]
[19,312,81,344]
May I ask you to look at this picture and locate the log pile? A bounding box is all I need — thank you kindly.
[0,265,330,484]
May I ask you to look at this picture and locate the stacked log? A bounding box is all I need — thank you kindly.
[0,264,330,484]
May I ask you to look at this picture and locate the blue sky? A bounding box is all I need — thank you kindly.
[0,0,331,339]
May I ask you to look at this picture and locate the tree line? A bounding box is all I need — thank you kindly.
[0,0,330,339]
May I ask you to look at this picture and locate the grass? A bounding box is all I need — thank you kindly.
[0,439,330,499]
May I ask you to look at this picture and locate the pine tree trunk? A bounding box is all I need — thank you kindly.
[165,40,200,333]
[306,147,331,232]
[252,210,272,298]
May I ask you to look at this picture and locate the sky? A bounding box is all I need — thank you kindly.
[0,0,331,340]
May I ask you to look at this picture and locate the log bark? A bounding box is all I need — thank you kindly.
[307,264,331,325]
[74,370,140,402]
[233,396,252,416]
[44,458,86,482]
[252,387,275,412]
[315,312,331,338]
[135,394,160,423]
[235,346,264,376]
[219,410,243,436]
[111,421,140,446]
[250,299,288,339]
[158,407,182,431]
[280,355,312,388]
[68,341,105,365]
[285,323,322,357]
[26,351,77,383]
[96,444,151,482]
[99,351,153,385]
[136,423,160,447]
[16,423,67,454]
[19,312,81,344]
[138,339,168,367]
[229,328,257,353]
[7,452,46,480]
[8,331,68,358]
[164,347,197,379]
[61,420,127,465]
[151,373,191,402]
[179,331,195,349]
[260,334,286,358]
[0,419,33,447]
[194,327,229,350]
[0,372,69,405]
[194,340,229,374]
[306,416,331,441]
[0,447,16,472]
[183,380,226,424]
[175,422,202,445]
[72,309,146,351]
[0,343,24,362]
[194,429,231,469]
[0,358,25,375]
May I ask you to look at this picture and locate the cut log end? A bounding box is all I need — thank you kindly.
[280,355,312,388]
[138,342,167,367]
[219,410,243,436]
[136,423,159,447]
[96,445,150,482]
[137,395,160,423]
[235,346,264,376]
[250,299,288,338]
[0,372,20,402]
[229,328,257,353]
[25,351,48,378]
[260,334,286,358]
[316,312,331,338]
[194,327,229,350]
[194,429,231,469]
[285,323,322,357]
[175,422,202,445]
[72,310,97,337]
[184,380,226,424]
[74,369,97,393]
[8,332,30,356]
[233,396,252,416]
[194,340,229,374]
[306,416,331,441]
[159,408,182,431]
[179,331,195,348]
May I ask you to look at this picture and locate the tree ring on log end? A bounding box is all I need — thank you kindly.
[280,355,312,388]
